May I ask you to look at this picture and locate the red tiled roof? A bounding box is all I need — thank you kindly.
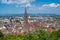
[29,22,41,27]
[1,29,7,32]
[0,23,3,27]
[15,22,21,26]
[35,22,41,27]
[29,22,34,27]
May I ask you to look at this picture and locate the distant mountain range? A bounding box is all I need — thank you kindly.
[0,13,60,17]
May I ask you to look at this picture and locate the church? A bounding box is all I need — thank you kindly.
[22,7,41,34]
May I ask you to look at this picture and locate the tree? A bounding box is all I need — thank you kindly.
[4,34,24,40]
[15,20,20,22]
[0,30,4,40]
[36,29,50,40]
[56,30,60,40]
[0,30,4,37]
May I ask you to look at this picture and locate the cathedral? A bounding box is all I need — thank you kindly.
[22,7,39,34]
[23,7,30,33]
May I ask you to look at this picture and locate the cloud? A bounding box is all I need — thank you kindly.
[1,0,35,7]
[42,3,60,8]
[28,3,60,14]
[1,0,35,4]
[19,0,35,4]
[26,3,32,7]
[38,3,60,14]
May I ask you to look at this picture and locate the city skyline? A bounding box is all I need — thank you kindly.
[0,0,60,14]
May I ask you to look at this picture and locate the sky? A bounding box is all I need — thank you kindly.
[0,0,60,14]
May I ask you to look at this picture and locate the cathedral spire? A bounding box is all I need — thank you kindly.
[23,7,28,23]
[24,7,27,14]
